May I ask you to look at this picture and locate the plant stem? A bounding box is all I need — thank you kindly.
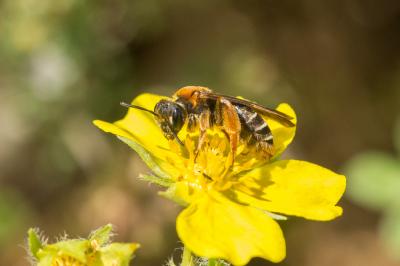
[180,246,195,266]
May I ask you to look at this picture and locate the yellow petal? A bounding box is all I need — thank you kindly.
[232,160,346,221]
[116,93,170,152]
[92,121,179,178]
[93,93,172,159]
[176,191,286,265]
[93,94,184,178]
[264,103,297,157]
[93,120,136,141]
[159,181,204,206]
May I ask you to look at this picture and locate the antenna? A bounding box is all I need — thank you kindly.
[120,102,159,117]
[120,101,184,146]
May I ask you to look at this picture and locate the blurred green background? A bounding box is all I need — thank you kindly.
[1,0,400,265]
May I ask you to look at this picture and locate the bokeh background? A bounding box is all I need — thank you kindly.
[1,0,400,265]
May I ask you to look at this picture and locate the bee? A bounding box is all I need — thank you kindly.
[121,86,295,162]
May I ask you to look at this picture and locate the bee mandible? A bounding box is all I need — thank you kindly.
[121,86,295,162]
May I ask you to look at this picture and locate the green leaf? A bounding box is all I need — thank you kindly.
[345,152,400,211]
[28,228,43,259]
[36,254,54,266]
[139,174,174,187]
[89,224,113,246]
[99,243,139,266]
[45,239,89,263]
[208,259,218,266]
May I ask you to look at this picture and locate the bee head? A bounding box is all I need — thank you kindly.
[120,100,186,146]
[154,99,186,141]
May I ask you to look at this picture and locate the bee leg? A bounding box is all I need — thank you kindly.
[194,131,205,162]
[194,109,211,161]
[218,98,241,166]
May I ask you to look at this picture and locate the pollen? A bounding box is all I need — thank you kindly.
[165,131,269,191]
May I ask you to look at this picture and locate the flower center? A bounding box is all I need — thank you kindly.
[165,131,269,191]
[52,255,85,266]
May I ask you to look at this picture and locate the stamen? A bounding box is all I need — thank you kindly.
[166,131,270,191]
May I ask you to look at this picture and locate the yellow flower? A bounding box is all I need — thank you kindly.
[94,93,346,265]
[28,224,140,266]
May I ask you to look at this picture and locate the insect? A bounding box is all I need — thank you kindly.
[121,86,295,162]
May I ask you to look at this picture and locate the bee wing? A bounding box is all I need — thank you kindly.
[199,92,295,127]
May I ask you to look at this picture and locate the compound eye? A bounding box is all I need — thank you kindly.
[171,106,184,132]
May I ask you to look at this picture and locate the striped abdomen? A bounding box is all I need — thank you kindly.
[234,105,274,156]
